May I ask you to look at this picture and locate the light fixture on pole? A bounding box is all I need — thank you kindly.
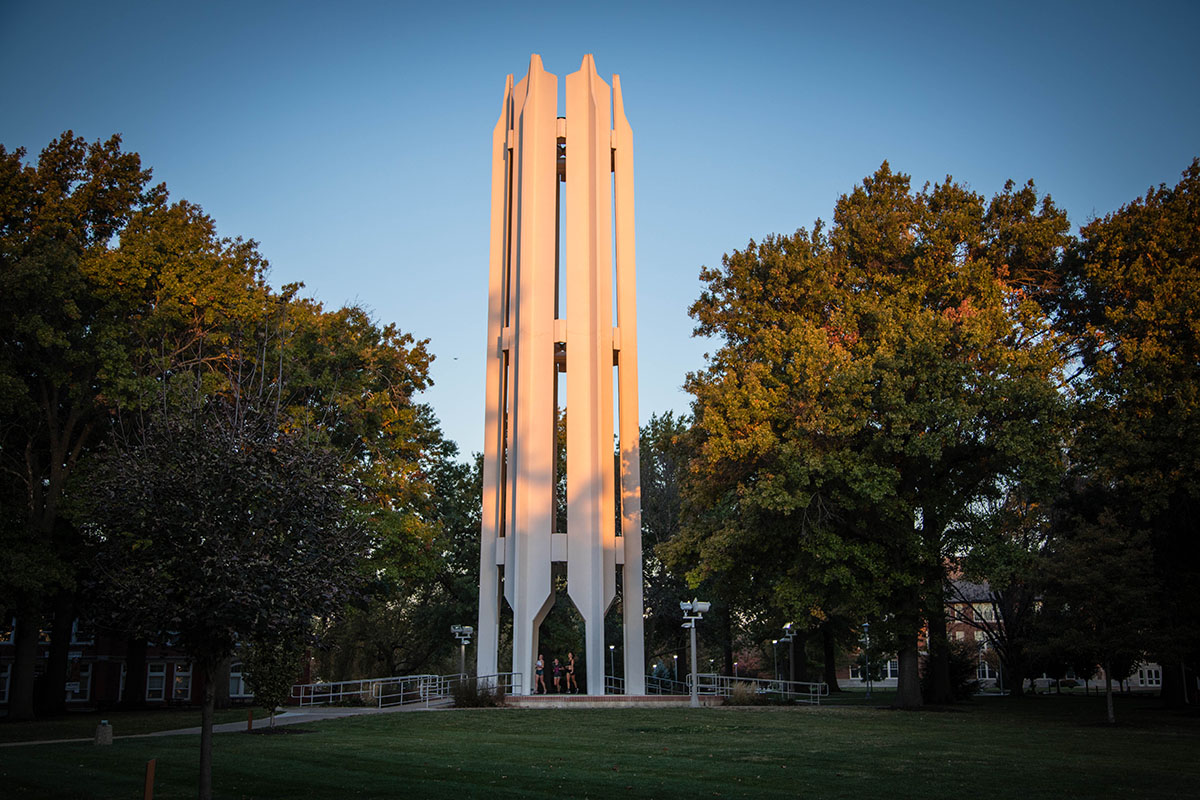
[781,622,797,686]
[451,625,474,677]
[734,661,739,678]
[672,653,678,681]
[608,644,616,685]
[862,622,872,700]
[680,599,710,708]
[772,639,779,683]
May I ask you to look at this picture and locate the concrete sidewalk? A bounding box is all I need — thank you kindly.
[0,701,452,748]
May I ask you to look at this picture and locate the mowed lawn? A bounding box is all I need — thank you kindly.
[1,695,1195,799]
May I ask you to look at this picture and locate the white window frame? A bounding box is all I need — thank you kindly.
[70,619,94,645]
[886,659,900,679]
[849,663,862,680]
[66,662,92,702]
[146,662,166,701]
[172,663,193,702]
[229,661,254,698]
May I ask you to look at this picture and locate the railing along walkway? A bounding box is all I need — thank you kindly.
[291,672,522,709]
[686,673,829,704]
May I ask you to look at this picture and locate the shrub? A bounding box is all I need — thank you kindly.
[451,679,506,708]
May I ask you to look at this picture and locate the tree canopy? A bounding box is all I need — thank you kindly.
[676,163,1072,706]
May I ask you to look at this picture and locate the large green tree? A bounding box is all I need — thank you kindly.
[1057,159,1200,706]
[678,163,1070,706]
[1,131,442,722]
[0,133,158,719]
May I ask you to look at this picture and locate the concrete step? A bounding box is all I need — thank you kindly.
[507,693,721,709]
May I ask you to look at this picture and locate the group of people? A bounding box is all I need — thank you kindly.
[534,652,579,694]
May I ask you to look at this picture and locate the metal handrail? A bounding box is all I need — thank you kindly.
[685,673,829,704]
[291,674,439,707]
[645,675,690,695]
[292,672,524,708]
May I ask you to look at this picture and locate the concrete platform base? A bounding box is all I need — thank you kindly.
[507,694,722,709]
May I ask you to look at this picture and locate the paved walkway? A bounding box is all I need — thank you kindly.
[0,701,451,748]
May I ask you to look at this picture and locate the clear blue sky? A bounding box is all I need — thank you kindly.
[4,1,1197,457]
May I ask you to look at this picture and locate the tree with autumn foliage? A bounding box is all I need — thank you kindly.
[1055,159,1200,707]
[676,163,1072,707]
[1,131,443,732]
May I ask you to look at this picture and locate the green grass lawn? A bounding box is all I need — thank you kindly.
[1,694,1195,799]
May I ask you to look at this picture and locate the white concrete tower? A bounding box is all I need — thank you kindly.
[477,55,645,695]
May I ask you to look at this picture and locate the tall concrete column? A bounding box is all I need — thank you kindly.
[477,54,645,695]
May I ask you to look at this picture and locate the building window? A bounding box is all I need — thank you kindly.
[1139,667,1162,687]
[70,619,94,645]
[66,663,92,702]
[972,604,997,623]
[230,661,253,698]
[173,663,193,702]
[974,630,987,642]
[886,659,900,679]
[977,646,998,681]
[146,663,166,701]
[0,663,10,704]
[1,619,13,644]
[848,663,862,680]
[954,630,965,641]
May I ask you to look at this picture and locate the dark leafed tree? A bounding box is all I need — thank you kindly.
[77,397,369,800]
[678,163,1070,707]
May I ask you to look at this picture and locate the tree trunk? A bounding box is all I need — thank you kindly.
[1007,658,1027,698]
[8,607,41,721]
[794,631,811,683]
[924,600,952,704]
[40,593,75,715]
[1158,656,1189,708]
[821,622,841,692]
[1104,661,1116,724]
[199,662,216,800]
[213,657,232,710]
[895,633,923,709]
[122,638,148,708]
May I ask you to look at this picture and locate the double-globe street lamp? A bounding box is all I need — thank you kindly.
[680,599,711,708]
[451,625,474,677]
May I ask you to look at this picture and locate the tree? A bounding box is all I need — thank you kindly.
[2,131,442,721]
[1039,497,1157,723]
[76,397,369,799]
[314,446,483,680]
[638,412,695,669]
[679,163,1070,707]
[1058,160,1200,706]
[241,638,305,727]
[0,132,159,718]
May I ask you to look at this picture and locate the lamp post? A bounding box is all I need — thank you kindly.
[681,599,710,708]
[608,644,616,691]
[734,661,739,678]
[862,622,872,700]
[772,639,779,682]
[451,625,474,677]
[781,622,797,686]
[673,653,678,682]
